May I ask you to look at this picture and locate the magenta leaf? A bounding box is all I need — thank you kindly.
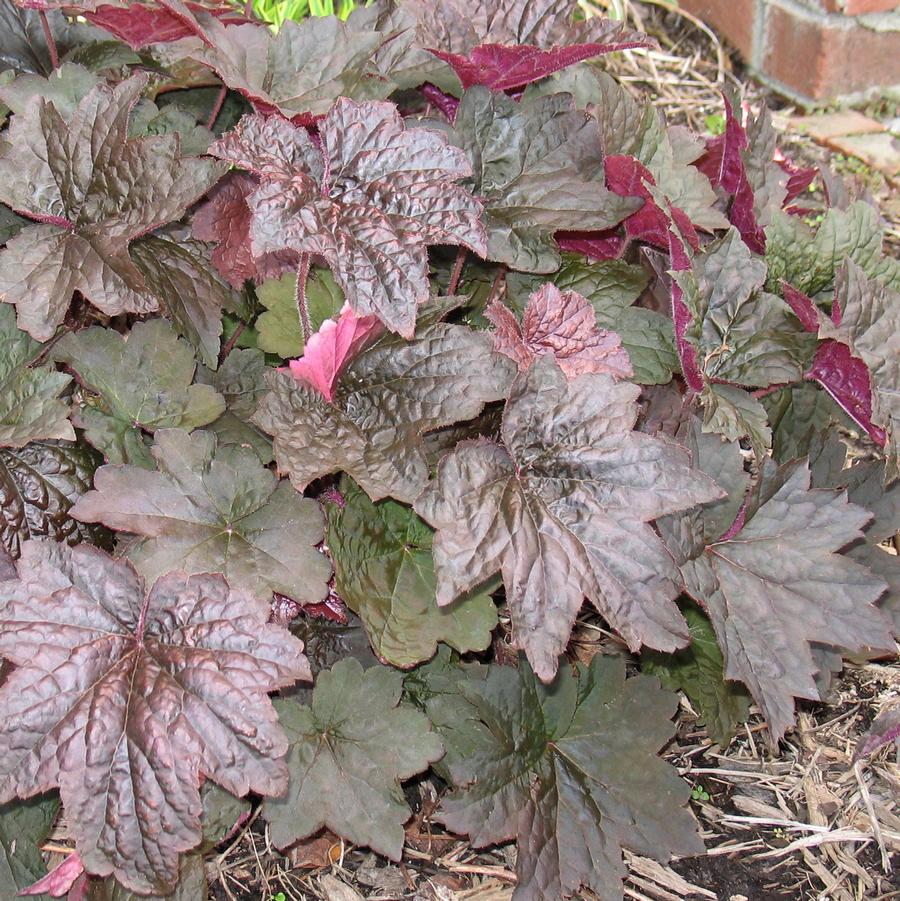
[485,283,632,379]
[287,304,385,403]
[430,35,650,92]
[555,231,625,261]
[19,853,83,898]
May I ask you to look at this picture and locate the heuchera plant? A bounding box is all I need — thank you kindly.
[0,0,897,898]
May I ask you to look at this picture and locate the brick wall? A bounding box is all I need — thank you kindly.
[680,0,900,102]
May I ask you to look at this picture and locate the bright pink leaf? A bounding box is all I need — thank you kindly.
[286,304,385,402]
[192,172,298,289]
[19,853,84,898]
[485,284,633,380]
[430,37,650,92]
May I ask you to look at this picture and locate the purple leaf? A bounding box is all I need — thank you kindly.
[0,541,311,894]
[855,706,900,761]
[430,36,650,92]
[555,231,625,261]
[209,102,485,337]
[192,172,298,289]
[485,283,632,379]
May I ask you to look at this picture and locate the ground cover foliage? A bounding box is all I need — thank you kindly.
[0,0,897,898]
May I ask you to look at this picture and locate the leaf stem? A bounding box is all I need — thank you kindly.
[447,247,467,295]
[486,265,507,306]
[219,321,246,363]
[244,0,254,15]
[39,11,59,70]
[296,253,312,345]
[206,85,228,131]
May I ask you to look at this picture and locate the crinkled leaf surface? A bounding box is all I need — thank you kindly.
[0,75,225,340]
[818,262,900,480]
[441,88,639,273]
[175,13,395,122]
[196,347,274,463]
[0,439,112,558]
[0,794,59,899]
[436,654,702,901]
[505,256,676,385]
[256,268,344,359]
[263,658,443,858]
[766,201,900,298]
[253,321,513,503]
[0,3,95,75]
[54,319,225,467]
[327,477,497,668]
[644,604,751,746]
[70,428,330,603]
[485,283,633,379]
[0,541,311,894]
[0,62,99,118]
[0,304,73,448]
[209,102,485,337]
[659,452,892,741]
[191,172,298,290]
[131,236,239,369]
[87,852,207,901]
[415,355,722,680]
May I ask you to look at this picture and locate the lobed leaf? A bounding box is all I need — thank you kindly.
[436,654,702,901]
[0,540,311,894]
[0,75,225,340]
[415,355,722,681]
[54,319,225,467]
[262,658,443,859]
[70,428,331,604]
[253,321,513,503]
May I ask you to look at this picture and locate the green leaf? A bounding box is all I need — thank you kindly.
[0,304,73,448]
[766,201,900,297]
[443,87,640,272]
[644,604,751,746]
[403,647,488,781]
[256,268,344,359]
[415,355,722,681]
[506,256,677,385]
[54,319,225,467]
[327,477,497,667]
[701,383,772,458]
[0,794,59,899]
[763,382,840,465]
[70,428,331,604]
[0,62,98,118]
[129,98,212,156]
[263,658,443,858]
[0,439,113,559]
[253,322,514,503]
[200,783,249,851]
[131,236,240,369]
[436,655,702,901]
[196,348,274,464]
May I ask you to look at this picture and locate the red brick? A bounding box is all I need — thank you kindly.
[762,3,900,99]
[679,0,758,60]
[842,0,898,14]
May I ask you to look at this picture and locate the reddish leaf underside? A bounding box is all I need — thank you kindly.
[286,303,385,402]
[485,283,633,379]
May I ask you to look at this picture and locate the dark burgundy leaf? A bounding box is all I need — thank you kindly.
[0,541,311,894]
[555,231,625,261]
[430,34,650,92]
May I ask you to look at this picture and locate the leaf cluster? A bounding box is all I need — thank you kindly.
[0,1,896,898]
